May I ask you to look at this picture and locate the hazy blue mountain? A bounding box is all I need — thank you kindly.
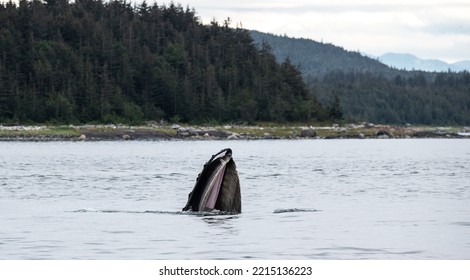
[378,53,470,72]
[250,31,469,77]
[453,61,470,71]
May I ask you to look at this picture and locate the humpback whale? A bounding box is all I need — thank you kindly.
[182,148,241,213]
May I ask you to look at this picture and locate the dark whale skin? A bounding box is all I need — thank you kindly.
[182,149,241,213]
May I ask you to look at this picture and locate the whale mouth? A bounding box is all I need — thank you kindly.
[199,159,227,211]
[182,148,241,213]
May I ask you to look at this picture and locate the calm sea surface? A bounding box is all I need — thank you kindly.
[1,139,469,259]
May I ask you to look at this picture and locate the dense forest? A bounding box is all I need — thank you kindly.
[250,30,396,79]
[251,31,470,125]
[2,1,469,126]
[312,71,470,125]
[0,0,326,124]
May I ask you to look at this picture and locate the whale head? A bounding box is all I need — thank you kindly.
[182,148,241,213]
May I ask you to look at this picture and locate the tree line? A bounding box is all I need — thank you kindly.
[310,70,470,125]
[0,0,330,125]
[250,30,396,80]
[251,31,470,125]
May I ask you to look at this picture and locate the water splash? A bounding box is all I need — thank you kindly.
[72,208,318,215]
[273,208,321,214]
[70,208,239,216]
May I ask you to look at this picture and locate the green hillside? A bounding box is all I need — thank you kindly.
[0,0,326,124]
[250,31,470,125]
[250,30,395,79]
[2,1,468,126]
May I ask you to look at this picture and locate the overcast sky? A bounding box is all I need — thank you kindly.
[169,0,470,63]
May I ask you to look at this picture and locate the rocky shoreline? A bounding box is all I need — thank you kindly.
[1,123,469,141]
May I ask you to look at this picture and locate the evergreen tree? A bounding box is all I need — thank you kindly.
[0,0,328,124]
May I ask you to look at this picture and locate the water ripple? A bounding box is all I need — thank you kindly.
[70,208,240,216]
[273,208,321,214]
[451,222,470,227]
[319,247,424,256]
[2,140,470,259]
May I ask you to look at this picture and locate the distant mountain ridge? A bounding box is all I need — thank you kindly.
[249,30,396,79]
[249,30,470,125]
[378,53,470,72]
[250,31,470,76]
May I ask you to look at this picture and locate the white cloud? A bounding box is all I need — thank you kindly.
[4,0,467,61]
[172,0,470,62]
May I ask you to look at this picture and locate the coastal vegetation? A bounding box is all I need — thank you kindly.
[251,32,470,125]
[1,1,468,127]
[0,0,328,125]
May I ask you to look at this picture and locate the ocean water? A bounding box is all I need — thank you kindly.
[1,139,469,259]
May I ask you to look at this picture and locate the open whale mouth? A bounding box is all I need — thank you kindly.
[182,148,241,213]
[199,157,228,211]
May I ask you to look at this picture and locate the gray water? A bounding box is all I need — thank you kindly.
[1,139,469,259]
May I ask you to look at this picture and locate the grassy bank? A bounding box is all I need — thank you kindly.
[0,126,80,139]
[0,123,469,141]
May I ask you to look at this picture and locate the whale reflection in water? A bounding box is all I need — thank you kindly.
[182,148,241,214]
